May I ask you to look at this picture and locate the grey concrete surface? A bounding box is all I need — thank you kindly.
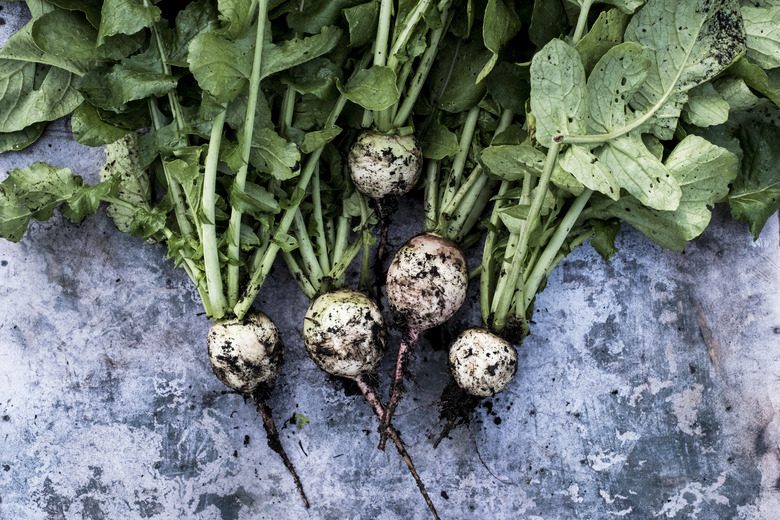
[2,5,780,520]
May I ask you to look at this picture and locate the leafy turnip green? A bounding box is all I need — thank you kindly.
[1,0,780,518]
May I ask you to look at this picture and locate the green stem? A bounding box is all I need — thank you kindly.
[311,165,331,275]
[358,192,373,292]
[392,4,451,128]
[423,160,440,233]
[234,94,350,318]
[202,110,229,318]
[147,99,196,241]
[373,0,394,132]
[571,0,593,45]
[279,84,297,139]
[453,178,496,243]
[522,189,593,313]
[386,0,434,73]
[281,251,318,300]
[440,106,480,209]
[490,139,561,332]
[479,180,508,325]
[332,210,350,268]
[327,236,363,285]
[292,207,324,291]
[227,0,269,307]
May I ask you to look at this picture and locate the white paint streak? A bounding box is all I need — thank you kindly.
[668,384,705,436]
[654,472,729,517]
[588,448,628,472]
[629,377,674,406]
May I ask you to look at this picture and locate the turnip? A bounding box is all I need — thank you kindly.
[207,311,309,508]
[434,328,517,447]
[377,109,516,448]
[302,289,441,520]
[348,130,423,200]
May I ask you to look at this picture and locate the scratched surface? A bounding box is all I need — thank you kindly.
[2,5,780,520]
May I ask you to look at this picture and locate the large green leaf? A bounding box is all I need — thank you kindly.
[530,39,588,147]
[99,133,154,234]
[575,8,631,75]
[741,5,780,69]
[478,0,522,82]
[0,123,45,153]
[624,0,746,140]
[0,15,91,75]
[97,0,161,46]
[247,128,302,181]
[336,65,399,111]
[0,60,82,133]
[729,123,780,239]
[592,136,738,249]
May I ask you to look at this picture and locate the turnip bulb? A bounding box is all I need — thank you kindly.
[379,233,468,450]
[449,328,517,397]
[303,289,387,378]
[207,311,309,508]
[207,310,283,393]
[386,233,468,332]
[348,130,423,200]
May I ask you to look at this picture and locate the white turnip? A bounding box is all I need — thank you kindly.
[379,233,468,447]
[302,289,441,520]
[207,311,309,508]
[434,328,518,448]
[348,130,423,200]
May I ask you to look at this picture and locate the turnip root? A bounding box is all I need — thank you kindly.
[434,328,517,448]
[207,311,309,508]
[348,130,423,200]
[380,233,468,447]
[303,289,441,520]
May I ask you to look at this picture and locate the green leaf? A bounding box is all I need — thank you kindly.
[99,133,154,234]
[593,136,738,249]
[272,232,298,252]
[529,0,568,49]
[727,57,780,107]
[0,162,113,241]
[597,135,680,210]
[294,413,310,430]
[729,122,780,239]
[0,123,45,153]
[97,0,161,46]
[624,0,746,140]
[742,5,780,69]
[530,39,588,147]
[343,1,379,48]
[228,180,281,216]
[167,0,219,67]
[420,119,460,160]
[166,146,205,216]
[61,178,116,224]
[286,0,361,34]
[478,0,522,81]
[71,102,131,147]
[260,26,344,80]
[558,145,619,200]
[32,8,143,63]
[682,83,730,127]
[485,61,530,115]
[575,8,631,75]
[586,42,652,134]
[301,126,343,154]
[0,60,83,133]
[188,29,254,103]
[428,36,492,113]
[590,219,621,260]
[480,144,547,181]
[337,65,399,111]
[248,128,302,180]
[0,15,91,75]
[281,57,341,100]
[47,0,102,27]
[217,0,254,40]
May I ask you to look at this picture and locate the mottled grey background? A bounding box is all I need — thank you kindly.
[2,3,780,519]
